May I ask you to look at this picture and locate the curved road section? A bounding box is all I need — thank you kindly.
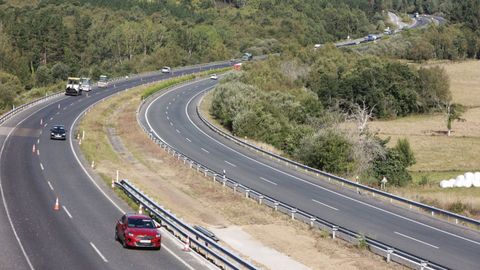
[0,63,230,270]
[140,77,480,270]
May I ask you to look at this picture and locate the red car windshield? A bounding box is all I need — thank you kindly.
[127,218,155,228]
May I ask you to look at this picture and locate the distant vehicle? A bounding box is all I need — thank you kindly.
[115,214,161,250]
[383,28,393,35]
[414,12,419,18]
[65,77,82,96]
[98,75,108,88]
[80,77,91,92]
[161,66,171,73]
[241,53,253,61]
[193,225,219,242]
[365,34,378,41]
[50,125,67,140]
[210,74,218,80]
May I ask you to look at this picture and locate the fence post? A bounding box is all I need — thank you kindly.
[245,189,250,199]
[258,195,264,205]
[310,217,316,227]
[291,209,297,220]
[386,248,394,263]
[274,202,279,211]
[332,226,339,239]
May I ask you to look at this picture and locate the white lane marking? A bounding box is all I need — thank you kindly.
[47,181,54,191]
[186,138,192,142]
[224,160,236,167]
[165,111,168,115]
[37,139,40,144]
[167,116,170,120]
[201,148,209,154]
[90,242,108,262]
[49,117,53,121]
[162,245,196,270]
[36,150,40,156]
[40,163,44,171]
[182,89,480,247]
[0,100,66,270]
[176,129,180,134]
[44,123,47,127]
[70,100,125,214]
[62,206,73,219]
[395,231,439,249]
[259,177,277,186]
[70,103,74,106]
[56,111,60,115]
[169,102,171,105]
[170,122,173,126]
[312,199,339,211]
[166,106,169,110]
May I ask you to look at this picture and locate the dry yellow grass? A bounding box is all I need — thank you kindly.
[370,60,480,217]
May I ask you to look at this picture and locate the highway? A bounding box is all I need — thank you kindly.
[0,63,230,270]
[140,77,480,270]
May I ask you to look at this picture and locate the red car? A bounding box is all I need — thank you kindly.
[115,214,161,250]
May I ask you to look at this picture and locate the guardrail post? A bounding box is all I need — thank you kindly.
[386,248,394,263]
[291,209,297,220]
[332,226,339,239]
[222,179,226,187]
[204,169,208,177]
[274,202,279,211]
[213,174,216,183]
[310,217,316,227]
[190,161,193,168]
[258,195,264,205]
[431,211,434,216]
[420,261,428,270]
[233,183,238,194]
[245,189,250,199]
[197,164,200,172]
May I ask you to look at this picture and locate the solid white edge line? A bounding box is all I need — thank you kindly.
[89,242,108,262]
[394,231,439,249]
[47,181,54,191]
[0,100,67,270]
[183,88,480,247]
[224,160,236,167]
[259,177,277,186]
[312,199,339,211]
[162,245,196,270]
[69,100,125,214]
[62,206,73,219]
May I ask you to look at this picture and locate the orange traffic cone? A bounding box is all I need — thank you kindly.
[53,197,60,211]
[183,237,190,252]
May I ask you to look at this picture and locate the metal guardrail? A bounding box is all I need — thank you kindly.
[195,96,480,229]
[137,93,448,270]
[115,179,258,270]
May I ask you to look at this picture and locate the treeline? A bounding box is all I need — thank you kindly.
[0,0,384,113]
[210,52,448,186]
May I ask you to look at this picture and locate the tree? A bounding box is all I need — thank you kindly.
[445,103,465,136]
[35,65,53,86]
[0,71,22,111]
[51,62,70,81]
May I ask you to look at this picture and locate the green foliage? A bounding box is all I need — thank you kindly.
[141,75,196,100]
[295,130,355,175]
[418,175,429,186]
[356,233,368,250]
[447,201,468,214]
[35,66,53,86]
[0,71,22,112]
[372,144,413,187]
[394,138,416,167]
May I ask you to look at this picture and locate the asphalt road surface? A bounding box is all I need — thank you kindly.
[140,77,480,270]
[0,62,231,270]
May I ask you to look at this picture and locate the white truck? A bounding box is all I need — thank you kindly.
[98,75,108,88]
[80,77,92,91]
[65,77,82,96]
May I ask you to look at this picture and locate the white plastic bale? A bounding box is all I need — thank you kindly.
[439,180,449,188]
[455,175,465,187]
[464,172,474,188]
[448,179,456,188]
[473,172,480,187]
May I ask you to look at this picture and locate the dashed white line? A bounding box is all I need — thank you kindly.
[40,163,44,171]
[170,122,173,126]
[176,129,180,134]
[201,148,209,154]
[167,116,170,120]
[47,181,54,191]
[259,177,277,186]
[90,242,108,262]
[49,117,53,121]
[166,106,169,110]
[186,138,192,142]
[36,150,40,156]
[312,199,339,211]
[44,123,47,127]
[62,206,73,219]
[394,231,439,249]
[165,111,168,115]
[37,139,40,144]
[224,160,237,167]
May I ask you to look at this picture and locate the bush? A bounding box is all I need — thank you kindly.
[35,65,53,86]
[51,62,70,81]
[448,201,468,214]
[418,175,429,186]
